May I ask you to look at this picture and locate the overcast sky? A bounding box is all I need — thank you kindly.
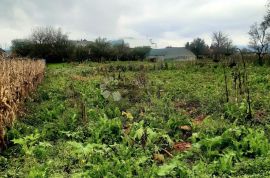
[0,0,268,49]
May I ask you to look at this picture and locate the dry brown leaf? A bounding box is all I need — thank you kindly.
[173,142,192,152]
[179,125,192,131]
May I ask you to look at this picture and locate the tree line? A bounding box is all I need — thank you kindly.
[11,27,151,63]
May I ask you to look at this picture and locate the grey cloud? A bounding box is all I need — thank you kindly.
[0,0,267,48]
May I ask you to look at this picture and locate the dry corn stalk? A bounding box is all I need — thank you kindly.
[0,55,45,150]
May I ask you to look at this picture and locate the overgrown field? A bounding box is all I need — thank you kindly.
[1,61,270,177]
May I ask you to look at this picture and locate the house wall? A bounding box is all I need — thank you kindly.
[147,56,164,62]
[165,56,196,61]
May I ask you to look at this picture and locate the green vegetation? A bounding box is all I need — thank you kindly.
[11,27,151,63]
[1,61,270,177]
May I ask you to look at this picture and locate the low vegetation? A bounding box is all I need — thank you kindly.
[0,60,269,177]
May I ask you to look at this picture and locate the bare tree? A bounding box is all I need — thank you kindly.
[30,26,72,62]
[248,22,269,65]
[31,26,68,45]
[211,31,234,60]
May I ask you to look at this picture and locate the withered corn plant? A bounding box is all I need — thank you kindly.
[0,55,45,150]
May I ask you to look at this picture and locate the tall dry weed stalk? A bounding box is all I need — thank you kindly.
[0,55,45,150]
